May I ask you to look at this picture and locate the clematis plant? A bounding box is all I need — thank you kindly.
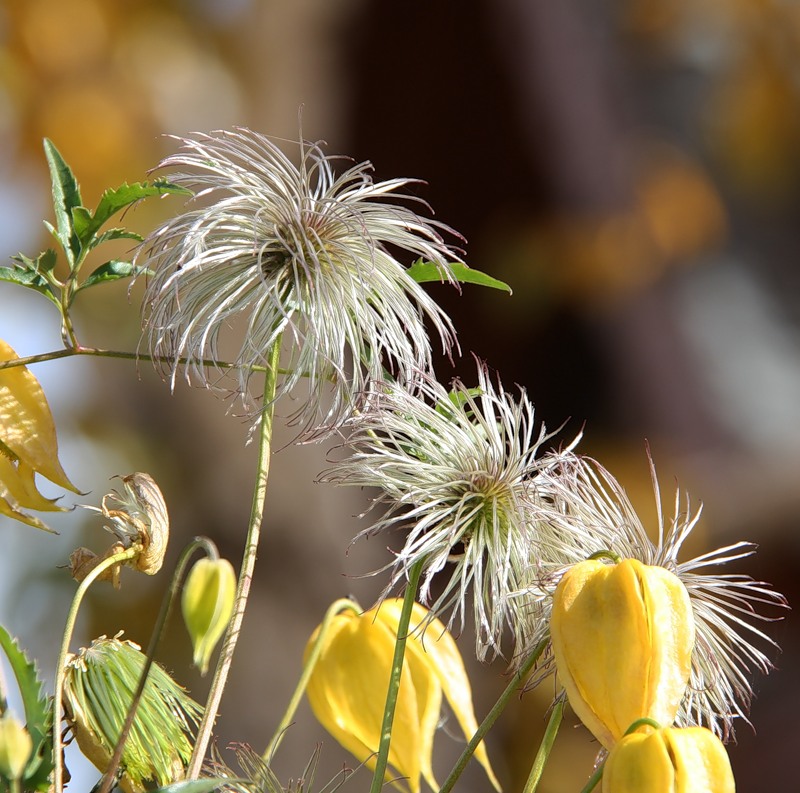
[0,130,786,793]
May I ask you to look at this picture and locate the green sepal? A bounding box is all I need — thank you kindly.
[0,626,53,791]
[78,260,144,292]
[407,260,512,293]
[1,254,60,306]
[43,139,82,268]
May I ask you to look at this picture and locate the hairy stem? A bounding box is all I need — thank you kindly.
[53,546,139,793]
[438,636,550,793]
[264,597,361,763]
[186,338,282,778]
[368,560,424,793]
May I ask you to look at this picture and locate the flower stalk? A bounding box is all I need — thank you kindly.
[186,337,282,778]
[264,597,360,763]
[53,546,140,793]
[95,536,220,793]
[368,559,423,793]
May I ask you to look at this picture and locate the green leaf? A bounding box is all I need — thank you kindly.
[89,227,143,248]
[407,260,512,293]
[43,139,82,267]
[0,625,53,790]
[87,180,191,238]
[78,260,141,291]
[0,262,59,305]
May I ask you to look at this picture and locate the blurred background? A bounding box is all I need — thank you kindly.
[0,0,798,790]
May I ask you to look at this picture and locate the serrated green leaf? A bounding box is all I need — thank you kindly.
[87,180,191,239]
[77,260,141,291]
[36,249,58,275]
[0,625,53,789]
[81,227,144,257]
[0,265,59,305]
[407,260,512,293]
[43,139,82,267]
[148,780,231,793]
[70,205,93,242]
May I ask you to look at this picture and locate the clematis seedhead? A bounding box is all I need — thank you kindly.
[139,128,461,439]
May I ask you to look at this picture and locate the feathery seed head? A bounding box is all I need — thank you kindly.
[329,360,578,660]
[139,128,460,439]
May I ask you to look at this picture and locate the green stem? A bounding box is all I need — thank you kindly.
[263,597,361,763]
[369,560,424,793]
[0,346,269,373]
[186,338,282,779]
[53,546,139,793]
[438,636,549,793]
[521,699,564,793]
[579,762,604,793]
[96,537,219,793]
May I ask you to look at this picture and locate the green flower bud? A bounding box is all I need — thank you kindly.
[182,557,236,675]
[0,712,32,781]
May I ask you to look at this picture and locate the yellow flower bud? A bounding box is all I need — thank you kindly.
[181,557,236,675]
[602,726,735,793]
[551,558,695,748]
[0,712,32,781]
[305,599,500,793]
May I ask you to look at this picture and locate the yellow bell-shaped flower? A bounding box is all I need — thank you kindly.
[602,725,735,793]
[305,599,501,793]
[0,339,79,530]
[550,558,695,748]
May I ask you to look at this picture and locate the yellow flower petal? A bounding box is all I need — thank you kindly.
[374,599,502,792]
[602,726,735,793]
[551,558,695,748]
[305,611,424,793]
[0,456,65,512]
[0,339,78,493]
[0,456,58,531]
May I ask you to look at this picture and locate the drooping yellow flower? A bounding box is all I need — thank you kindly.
[602,725,735,793]
[0,339,79,530]
[304,599,500,793]
[550,557,695,748]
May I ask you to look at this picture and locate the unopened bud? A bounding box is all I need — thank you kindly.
[0,712,32,781]
[551,557,695,748]
[182,558,236,675]
[602,725,734,792]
